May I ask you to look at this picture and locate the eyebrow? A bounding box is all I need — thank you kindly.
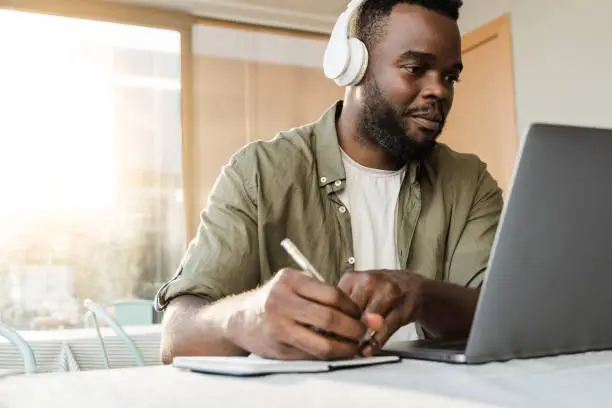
[399,50,463,72]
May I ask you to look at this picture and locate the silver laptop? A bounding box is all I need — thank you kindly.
[383,123,612,364]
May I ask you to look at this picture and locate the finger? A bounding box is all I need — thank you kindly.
[281,291,366,342]
[288,272,362,319]
[337,272,356,295]
[285,320,360,361]
[363,312,385,332]
[272,342,319,361]
[364,282,401,317]
[337,272,374,310]
[358,313,385,357]
[348,280,373,311]
[360,310,404,357]
[256,315,321,361]
[256,340,317,361]
[381,309,405,345]
[340,272,378,311]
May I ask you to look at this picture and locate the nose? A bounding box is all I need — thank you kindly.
[421,72,451,101]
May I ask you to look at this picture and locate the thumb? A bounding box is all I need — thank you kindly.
[363,312,385,332]
[359,313,388,357]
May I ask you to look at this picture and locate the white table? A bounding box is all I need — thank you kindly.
[0,325,161,375]
[0,350,609,407]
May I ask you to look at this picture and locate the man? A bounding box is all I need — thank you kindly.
[156,0,503,362]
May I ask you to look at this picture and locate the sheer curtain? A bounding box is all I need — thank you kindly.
[0,10,185,329]
[190,24,343,228]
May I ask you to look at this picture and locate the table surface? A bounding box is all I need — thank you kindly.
[1,350,611,408]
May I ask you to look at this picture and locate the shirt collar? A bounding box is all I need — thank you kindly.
[313,100,424,189]
[313,101,346,188]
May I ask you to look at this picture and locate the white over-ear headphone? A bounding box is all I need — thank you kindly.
[323,0,369,87]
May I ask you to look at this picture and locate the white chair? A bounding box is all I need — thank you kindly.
[83,299,145,369]
[0,323,37,374]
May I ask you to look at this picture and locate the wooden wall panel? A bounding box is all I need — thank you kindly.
[191,55,248,226]
[250,62,343,142]
[190,54,343,234]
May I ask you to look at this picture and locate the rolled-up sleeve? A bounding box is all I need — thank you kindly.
[155,154,260,311]
[447,163,503,289]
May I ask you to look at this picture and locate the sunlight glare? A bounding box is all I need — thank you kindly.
[0,10,179,218]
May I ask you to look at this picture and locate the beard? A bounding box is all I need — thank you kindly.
[358,78,444,164]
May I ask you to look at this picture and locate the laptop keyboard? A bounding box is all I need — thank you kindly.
[413,339,467,351]
[438,342,467,351]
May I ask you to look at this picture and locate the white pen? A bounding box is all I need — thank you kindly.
[280,238,377,353]
[280,238,326,282]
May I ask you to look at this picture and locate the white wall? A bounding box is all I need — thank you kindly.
[193,25,327,68]
[458,0,510,34]
[460,0,612,139]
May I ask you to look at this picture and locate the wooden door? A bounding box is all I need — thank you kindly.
[441,14,518,193]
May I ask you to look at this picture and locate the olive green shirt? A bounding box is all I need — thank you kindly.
[155,101,503,311]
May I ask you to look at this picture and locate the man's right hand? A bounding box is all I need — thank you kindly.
[229,268,381,360]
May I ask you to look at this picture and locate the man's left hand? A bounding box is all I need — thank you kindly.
[337,270,425,355]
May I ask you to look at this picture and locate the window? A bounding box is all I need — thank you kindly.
[0,10,185,329]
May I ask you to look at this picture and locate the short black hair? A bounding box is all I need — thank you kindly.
[353,0,463,50]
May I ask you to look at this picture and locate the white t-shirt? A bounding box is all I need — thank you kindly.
[336,150,418,341]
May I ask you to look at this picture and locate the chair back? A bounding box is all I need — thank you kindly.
[83,299,145,369]
[0,323,37,374]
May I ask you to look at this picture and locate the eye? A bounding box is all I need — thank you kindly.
[445,73,462,87]
[402,65,424,75]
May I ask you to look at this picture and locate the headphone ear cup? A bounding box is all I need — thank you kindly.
[335,38,369,87]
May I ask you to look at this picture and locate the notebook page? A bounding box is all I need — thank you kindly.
[173,356,329,375]
[173,355,400,376]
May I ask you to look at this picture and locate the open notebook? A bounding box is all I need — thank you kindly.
[173,355,401,377]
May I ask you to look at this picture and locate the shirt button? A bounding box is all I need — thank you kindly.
[339,206,347,214]
[320,177,327,184]
[334,180,342,187]
[347,257,356,265]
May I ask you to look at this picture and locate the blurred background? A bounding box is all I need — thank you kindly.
[0,0,609,334]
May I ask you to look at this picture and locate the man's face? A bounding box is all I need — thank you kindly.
[358,4,463,163]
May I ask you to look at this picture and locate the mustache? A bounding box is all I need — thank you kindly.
[404,103,446,122]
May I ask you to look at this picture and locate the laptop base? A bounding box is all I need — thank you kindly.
[382,340,468,364]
